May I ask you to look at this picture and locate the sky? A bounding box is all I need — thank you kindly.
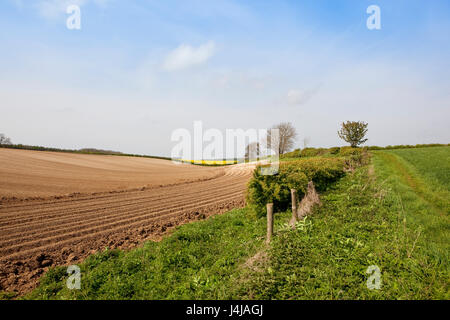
[1,0,449,157]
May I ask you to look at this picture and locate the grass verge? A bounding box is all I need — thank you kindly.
[24,209,289,300]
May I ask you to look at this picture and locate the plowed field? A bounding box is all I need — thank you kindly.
[0,149,254,294]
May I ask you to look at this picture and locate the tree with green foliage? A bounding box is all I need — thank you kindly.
[337,121,368,147]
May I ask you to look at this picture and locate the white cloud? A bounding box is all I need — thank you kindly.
[287,89,304,105]
[287,85,321,106]
[162,41,216,71]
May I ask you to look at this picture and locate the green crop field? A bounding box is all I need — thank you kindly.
[385,147,450,189]
[374,147,449,216]
[21,147,449,300]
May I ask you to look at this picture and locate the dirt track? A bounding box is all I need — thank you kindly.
[0,149,254,294]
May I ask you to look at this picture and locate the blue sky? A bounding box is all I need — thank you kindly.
[1,0,449,156]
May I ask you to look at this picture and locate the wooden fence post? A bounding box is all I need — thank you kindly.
[291,189,298,223]
[266,203,274,244]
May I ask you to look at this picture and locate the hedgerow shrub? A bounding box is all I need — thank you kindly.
[280,149,301,159]
[328,147,340,155]
[246,158,345,217]
[366,144,449,151]
[300,148,327,157]
[367,146,383,150]
[339,146,362,156]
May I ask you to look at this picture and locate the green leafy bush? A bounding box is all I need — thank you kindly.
[339,146,362,156]
[300,148,327,157]
[328,147,340,155]
[246,158,345,217]
[367,145,383,150]
[280,148,301,159]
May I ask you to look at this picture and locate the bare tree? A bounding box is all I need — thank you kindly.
[266,122,297,155]
[0,133,12,145]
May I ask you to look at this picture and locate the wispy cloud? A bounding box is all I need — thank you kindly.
[11,0,109,19]
[287,85,321,106]
[162,41,216,71]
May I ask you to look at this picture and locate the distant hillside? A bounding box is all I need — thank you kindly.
[78,148,123,155]
[0,144,171,160]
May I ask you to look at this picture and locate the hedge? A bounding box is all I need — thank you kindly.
[280,144,449,159]
[246,158,346,218]
[300,148,327,157]
[367,143,449,151]
[339,146,363,156]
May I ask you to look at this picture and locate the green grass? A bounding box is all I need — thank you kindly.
[374,147,449,214]
[25,147,449,300]
[384,147,450,189]
[25,208,290,300]
[236,162,449,299]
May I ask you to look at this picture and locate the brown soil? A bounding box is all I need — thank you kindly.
[0,148,223,200]
[0,149,255,295]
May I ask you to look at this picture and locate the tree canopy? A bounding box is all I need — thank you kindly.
[337,121,368,147]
